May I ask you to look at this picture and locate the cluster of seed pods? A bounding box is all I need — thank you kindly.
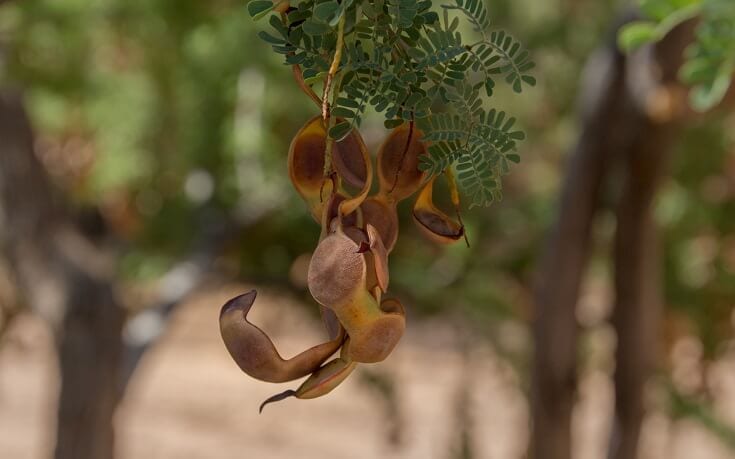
[219,116,466,411]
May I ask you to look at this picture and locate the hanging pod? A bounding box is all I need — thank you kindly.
[413,175,465,244]
[219,291,345,383]
[319,191,362,241]
[360,195,399,254]
[307,227,367,308]
[259,338,358,412]
[376,122,428,201]
[288,116,372,222]
[364,224,389,294]
[307,226,405,363]
[345,295,405,363]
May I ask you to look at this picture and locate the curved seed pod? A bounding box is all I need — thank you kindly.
[292,356,357,399]
[363,251,383,302]
[287,117,328,220]
[360,195,399,253]
[321,192,361,240]
[331,123,372,217]
[377,122,428,201]
[308,225,403,363]
[308,229,367,307]
[320,305,342,340]
[366,224,389,293]
[344,294,406,363]
[332,129,370,190]
[288,116,372,221]
[259,340,357,412]
[219,291,343,383]
[288,118,332,221]
[413,176,465,244]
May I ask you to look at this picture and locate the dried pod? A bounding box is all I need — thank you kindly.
[308,229,367,307]
[288,117,331,221]
[413,176,465,244]
[332,130,370,190]
[342,294,406,363]
[288,116,372,221]
[292,354,356,399]
[259,339,357,412]
[321,192,361,239]
[360,195,399,253]
[219,291,343,383]
[307,227,403,363]
[320,305,342,340]
[365,224,389,293]
[377,122,427,201]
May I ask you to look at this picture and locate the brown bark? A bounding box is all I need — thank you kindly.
[531,26,636,459]
[0,90,125,459]
[531,14,698,458]
[608,120,668,459]
[608,23,693,459]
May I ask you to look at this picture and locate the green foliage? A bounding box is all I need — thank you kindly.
[248,0,535,207]
[619,0,735,111]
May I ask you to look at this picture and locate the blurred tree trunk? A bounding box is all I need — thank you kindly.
[608,23,693,459]
[531,23,632,459]
[532,15,694,459]
[0,90,125,459]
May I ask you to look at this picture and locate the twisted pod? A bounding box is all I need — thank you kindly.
[220,117,466,411]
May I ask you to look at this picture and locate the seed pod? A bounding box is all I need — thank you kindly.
[413,175,465,244]
[321,192,361,240]
[377,122,427,201]
[259,339,357,412]
[288,116,372,221]
[307,227,404,363]
[319,305,342,340]
[360,195,399,253]
[314,287,401,363]
[308,229,367,307]
[219,291,344,383]
[344,295,406,363]
[365,224,389,293]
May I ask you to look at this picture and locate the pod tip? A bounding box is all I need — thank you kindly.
[259,389,297,414]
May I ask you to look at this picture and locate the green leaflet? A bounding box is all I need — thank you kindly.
[250,0,535,207]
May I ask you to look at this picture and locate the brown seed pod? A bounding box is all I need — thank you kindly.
[321,192,361,240]
[377,122,428,201]
[219,291,344,383]
[319,305,342,340]
[288,116,372,221]
[413,175,465,244]
[360,195,399,253]
[288,117,331,221]
[308,229,367,307]
[342,294,406,363]
[259,339,357,412]
[365,224,389,293]
[307,223,404,363]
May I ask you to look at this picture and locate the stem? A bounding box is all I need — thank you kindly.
[279,11,322,108]
[322,73,343,180]
[321,13,346,121]
[322,13,347,178]
[445,167,470,247]
[293,64,322,107]
[389,119,415,194]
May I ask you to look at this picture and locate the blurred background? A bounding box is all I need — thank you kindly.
[0,0,734,458]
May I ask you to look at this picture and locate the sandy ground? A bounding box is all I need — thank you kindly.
[0,283,733,459]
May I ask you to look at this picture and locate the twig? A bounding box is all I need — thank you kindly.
[292,64,322,107]
[321,13,346,178]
